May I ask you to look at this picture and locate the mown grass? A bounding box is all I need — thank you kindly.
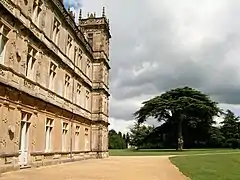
[109,148,238,156]
[170,153,240,180]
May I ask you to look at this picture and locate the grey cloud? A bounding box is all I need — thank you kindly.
[82,0,240,122]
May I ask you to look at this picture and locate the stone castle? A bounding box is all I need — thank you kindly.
[0,0,110,173]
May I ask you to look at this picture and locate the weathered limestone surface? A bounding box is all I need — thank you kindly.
[0,0,111,174]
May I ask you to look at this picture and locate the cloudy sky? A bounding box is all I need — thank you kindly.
[65,0,240,133]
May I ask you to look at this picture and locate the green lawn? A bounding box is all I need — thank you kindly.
[109,149,240,179]
[109,148,238,156]
[170,153,240,180]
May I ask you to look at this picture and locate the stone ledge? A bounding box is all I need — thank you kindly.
[0,153,19,158]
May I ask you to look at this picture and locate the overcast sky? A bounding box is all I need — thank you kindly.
[65,0,240,133]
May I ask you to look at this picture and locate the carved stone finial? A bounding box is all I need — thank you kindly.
[94,12,96,17]
[87,12,90,17]
[102,7,105,17]
[90,13,94,18]
[79,9,82,20]
[68,6,70,13]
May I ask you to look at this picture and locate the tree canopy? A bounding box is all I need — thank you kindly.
[108,129,128,149]
[129,123,154,149]
[134,86,222,150]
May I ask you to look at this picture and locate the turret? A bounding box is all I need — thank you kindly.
[78,7,111,57]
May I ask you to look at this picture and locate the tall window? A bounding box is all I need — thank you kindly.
[52,18,60,45]
[74,47,77,64]
[26,45,37,80]
[62,122,68,152]
[32,0,43,25]
[66,35,73,58]
[104,97,107,114]
[0,22,10,64]
[87,33,93,47]
[19,112,31,165]
[76,83,81,106]
[64,74,70,99]
[77,49,82,69]
[49,62,57,91]
[85,128,89,151]
[86,59,91,77]
[104,67,109,85]
[85,90,90,110]
[45,118,54,152]
[75,125,80,151]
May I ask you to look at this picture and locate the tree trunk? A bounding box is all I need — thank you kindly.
[177,119,183,151]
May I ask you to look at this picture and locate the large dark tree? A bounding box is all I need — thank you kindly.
[134,86,221,150]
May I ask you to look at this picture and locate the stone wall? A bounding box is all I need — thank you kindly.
[0,0,111,174]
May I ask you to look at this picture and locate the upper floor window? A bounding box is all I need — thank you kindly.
[49,62,57,91]
[52,18,60,45]
[104,97,107,114]
[0,22,10,64]
[74,46,77,64]
[32,0,43,25]
[86,59,91,77]
[64,74,70,99]
[26,45,37,80]
[75,48,82,69]
[104,67,109,86]
[76,83,82,106]
[87,33,93,47]
[66,35,73,58]
[85,90,90,110]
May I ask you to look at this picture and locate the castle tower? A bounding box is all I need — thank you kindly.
[79,8,111,156]
[78,7,111,56]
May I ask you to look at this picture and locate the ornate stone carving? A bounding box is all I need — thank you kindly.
[14,140,19,146]
[64,101,69,107]
[24,79,36,90]
[20,61,26,68]
[1,0,14,12]
[32,140,36,145]
[2,118,8,123]
[36,71,40,79]
[0,69,6,77]
[51,43,58,53]
[16,120,21,126]
[0,138,6,147]
[48,91,55,99]
[30,23,40,37]
[9,52,14,63]
[41,11,46,28]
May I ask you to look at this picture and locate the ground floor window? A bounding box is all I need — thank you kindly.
[45,118,54,152]
[62,122,69,151]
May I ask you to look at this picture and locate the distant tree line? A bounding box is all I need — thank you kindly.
[108,129,130,149]
[108,87,240,150]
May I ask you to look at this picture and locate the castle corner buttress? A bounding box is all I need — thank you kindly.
[0,0,111,173]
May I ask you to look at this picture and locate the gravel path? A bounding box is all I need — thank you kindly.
[0,156,187,180]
